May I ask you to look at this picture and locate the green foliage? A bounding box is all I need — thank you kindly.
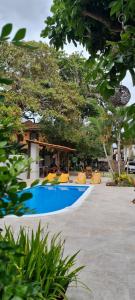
[0,24,28,88]
[113,172,135,186]
[56,52,99,118]
[89,108,113,145]
[0,24,13,40]
[0,42,85,140]
[0,115,31,218]
[0,24,26,44]
[0,41,83,120]
[90,103,135,148]
[12,28,26,42]
[108,105,135,148]
[0,240,44,299]
[0,24,85,299]
[42,0,135,97]
[89,103,135,175]
[0,24,33,218]
[0,225,84,299]
[110,0,135,20]
[0,41,101,156]
[41,0,124,53]
[123,104,135,141]
[87,27,135,96]
[0,155,32,218]
[30,179,40,187]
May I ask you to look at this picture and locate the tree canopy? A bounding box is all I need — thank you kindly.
[0,42,84,130]
[42,0,135,96]
[0,41,104,157]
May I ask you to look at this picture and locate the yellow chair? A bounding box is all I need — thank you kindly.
[44,173,56,182]
[90,171,101,184]
[75,172,86,184]
[58,173,69,183]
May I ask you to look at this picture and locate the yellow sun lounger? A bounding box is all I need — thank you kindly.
[44,173,57,182]
[58,173,69,183]
[90,172,101,184]
[75,172,86,184]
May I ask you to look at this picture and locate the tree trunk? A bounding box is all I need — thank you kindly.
[102,143,114,176]
[117,133,121,176]
[125,146,129,175]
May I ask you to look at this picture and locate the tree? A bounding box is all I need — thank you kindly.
[0,41,102,156]
[41,0,135,97]
[0,42,86,143]
[56,51,99,118]
[111,105,135,175]
[123,104,135,140]
[90,103,135,176]
[89,108,114,175]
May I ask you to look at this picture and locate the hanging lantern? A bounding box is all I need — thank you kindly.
[110,85,131,107]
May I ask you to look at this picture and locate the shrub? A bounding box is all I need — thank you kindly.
[113,172,135,187]
[0,224,84,299]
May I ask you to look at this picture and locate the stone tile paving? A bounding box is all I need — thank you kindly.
[0,179,135,300]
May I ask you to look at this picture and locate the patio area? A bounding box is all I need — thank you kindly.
[1,178,135,300]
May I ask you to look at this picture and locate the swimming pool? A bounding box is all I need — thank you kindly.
[22,185,92,216]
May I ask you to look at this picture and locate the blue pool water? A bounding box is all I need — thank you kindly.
[23,185,89,215]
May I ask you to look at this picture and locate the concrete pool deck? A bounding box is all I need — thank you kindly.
[1,178,135,300]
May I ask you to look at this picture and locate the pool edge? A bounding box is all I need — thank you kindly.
[4,184,94,219]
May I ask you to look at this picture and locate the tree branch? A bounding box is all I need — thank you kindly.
[82,10,122,33]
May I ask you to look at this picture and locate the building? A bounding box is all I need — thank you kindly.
[123,145,135,161]
[18,121,75,180]
[18,120,44,145]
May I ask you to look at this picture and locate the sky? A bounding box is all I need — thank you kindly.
[0,0,134,104]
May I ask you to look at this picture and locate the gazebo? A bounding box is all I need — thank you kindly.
[26,139,76,179]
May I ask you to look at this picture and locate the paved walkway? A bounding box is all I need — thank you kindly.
[1,180,135,300]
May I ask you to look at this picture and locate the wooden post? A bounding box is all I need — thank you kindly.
[67,152,69,173]
[27,141,31,179]
[57,151,60,170]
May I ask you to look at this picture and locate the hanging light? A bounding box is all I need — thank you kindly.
[110,85,131,107]
[110,1,131,107]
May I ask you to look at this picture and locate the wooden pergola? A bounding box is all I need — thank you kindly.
[26,139,76,177]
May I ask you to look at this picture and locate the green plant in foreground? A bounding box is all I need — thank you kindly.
[0,224,84,299]
[0,23,37,218]
[0,23,85,299]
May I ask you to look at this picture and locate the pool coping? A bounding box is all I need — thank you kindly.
[5,184,94,219]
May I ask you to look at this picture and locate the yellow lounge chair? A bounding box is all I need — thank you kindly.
[58,173,69,183]
[75,172,86,184]
[90,171,101,184]
[44,173,56,182]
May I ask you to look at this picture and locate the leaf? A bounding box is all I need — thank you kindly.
[12,28,26,41]
[109,0,121,16]
[0,23,12,39]
[0,95,5,102]
[42,179,49,185]
[12,297,23,300]
[0,241,13,250]
[0,141,7,148]
[8,192,19,202]
[31,179,40,187]
[19,192,32,202]
[18,181,27,190]
[129,69,135,86]
[0,77,13,85]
